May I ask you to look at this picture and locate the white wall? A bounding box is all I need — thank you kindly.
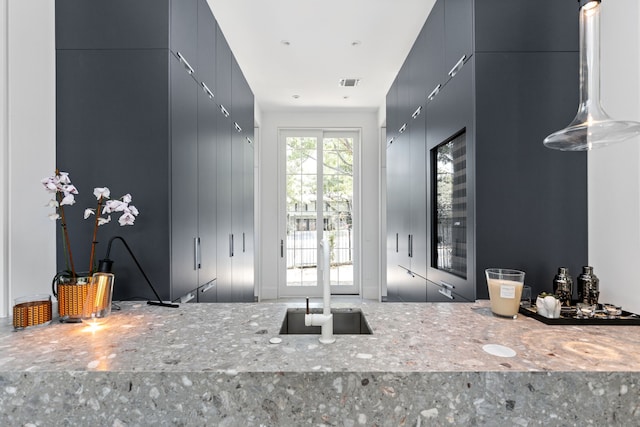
[589,0,640,313]
[0,0,56,317]
[258,109,380,300]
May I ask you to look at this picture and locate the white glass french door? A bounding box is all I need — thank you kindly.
[278,129,359,297]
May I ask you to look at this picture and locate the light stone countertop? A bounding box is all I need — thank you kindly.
[1,299,638,373]
[2,300,640,426]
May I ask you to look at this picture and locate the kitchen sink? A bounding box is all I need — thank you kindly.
[279,307,373,335]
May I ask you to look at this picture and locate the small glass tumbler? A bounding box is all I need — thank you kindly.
[520,286,532,308]
[576,302,596,318]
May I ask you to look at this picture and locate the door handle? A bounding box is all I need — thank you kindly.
[428,84,441,101]
[243,232,246,253]
[408,235,412,258]
[200,82,214,99]
[280,239,284,258]
[395,233,399,253]
[229,234,234,257]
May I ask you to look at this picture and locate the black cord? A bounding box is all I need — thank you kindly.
[103,236,179,308]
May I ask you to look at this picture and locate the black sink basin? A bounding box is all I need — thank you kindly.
[279,308,373,335]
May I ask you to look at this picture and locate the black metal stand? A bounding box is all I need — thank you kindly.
[101,236,179,308]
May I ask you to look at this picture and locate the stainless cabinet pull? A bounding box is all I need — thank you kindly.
[234,122,242,133]
[411,106,422,119]
[177,52,195,75]
[440,281,454,290]
[388,136,395,145]
[220,104,229,118]
[395,233,399,253]
[180,292,195,303]
[448,54,467,78]
[246,137,253,144]
[398,123,407,134]
[428,84,441,101]
[229,234,234,257]
[280,239,284,258]
[243,232,246,253]
[201,281,215,294]
[201,82,214,99]
[408,235,412,258]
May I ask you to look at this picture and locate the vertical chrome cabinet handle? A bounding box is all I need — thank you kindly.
[229,234,234,257]
[197,237,201,269]
[243,232,246,253]
[408,235,412,258]
[398,123,407,134]
[395,233,399,253]
[280,239,284,258]
[412,106,422,119]
[234,122,242,133]
[176,52,195,75]
[448,54,466,78]
[193,237,199,270]
[220,105,230,117]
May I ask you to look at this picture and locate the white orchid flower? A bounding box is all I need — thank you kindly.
[58,172,71,184]
[113,200,127,212]
[93,187,110,200]
[60,194,76,206]
[121,194,132,203]
[128,205,139,216]
[62,184,79,195]
[118,212,136,226]
[46,199,59,208]
[48,212,60,221]
[84,208,95,219]
[42,180,58,193]
[98,215,111,226]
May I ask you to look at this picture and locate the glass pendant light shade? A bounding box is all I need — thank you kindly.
[544,0,640,151]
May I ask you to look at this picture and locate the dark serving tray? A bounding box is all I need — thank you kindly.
[519,305,640,325]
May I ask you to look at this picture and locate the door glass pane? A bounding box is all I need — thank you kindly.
[433,131,467,278]
[286,137,318,287]
[323,137,354,287]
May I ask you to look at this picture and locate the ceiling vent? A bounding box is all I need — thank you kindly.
[338,78,360,87]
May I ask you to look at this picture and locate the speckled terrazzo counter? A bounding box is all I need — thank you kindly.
[1,300,640,426]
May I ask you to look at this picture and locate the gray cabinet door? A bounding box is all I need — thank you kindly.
[444,0,473,75]
[55,0,169,50]
[386,141,402,301]
[170,0,198,69]
[56,49,171,301]
[423,0,445,97]
[426,59,474,302]
[475,0,578,53]
[385,77,399,146]
[474,51,585,299]
[197,0,216,89]
[170,53,199,300]
[409,110,427,279]
[197,81,218,288]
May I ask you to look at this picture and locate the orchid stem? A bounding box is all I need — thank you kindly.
[57,191,76,279]
[88,197,104,275]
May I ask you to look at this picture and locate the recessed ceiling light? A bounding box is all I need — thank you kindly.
[281,40,291,46]
[339,78,360,87]
[292,94,300,99]
[343,96,350,100]
[351,40,361,47]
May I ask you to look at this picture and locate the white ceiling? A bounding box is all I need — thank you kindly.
[207,0,436,113]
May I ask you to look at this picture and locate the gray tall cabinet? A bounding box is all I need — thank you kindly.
[56,0,254,303]
[386,0,587,302]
